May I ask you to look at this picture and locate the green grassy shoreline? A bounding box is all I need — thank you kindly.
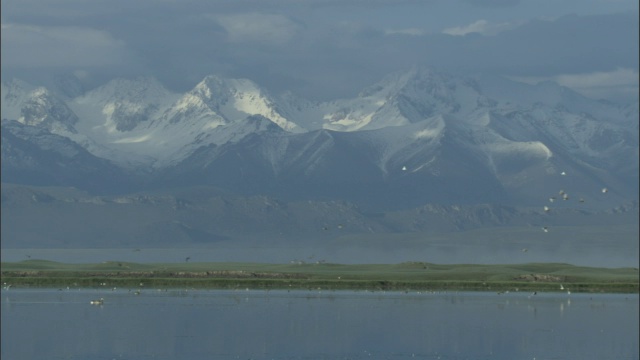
[2,260,638,293]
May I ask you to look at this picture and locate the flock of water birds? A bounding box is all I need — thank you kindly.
[518,170,611,297]
[537,170,608,235]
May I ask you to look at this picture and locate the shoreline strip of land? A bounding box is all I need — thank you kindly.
[1,260,638,293]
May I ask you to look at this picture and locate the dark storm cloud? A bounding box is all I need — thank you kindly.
[1,0,638,101]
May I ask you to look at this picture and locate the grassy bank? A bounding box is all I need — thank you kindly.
[1,260,638,293]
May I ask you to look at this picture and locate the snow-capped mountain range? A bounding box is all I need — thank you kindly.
[2,68,638,210]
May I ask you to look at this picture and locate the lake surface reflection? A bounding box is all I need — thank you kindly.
[1,288,638,360]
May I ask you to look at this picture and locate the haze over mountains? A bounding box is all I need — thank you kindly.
[1,68,638,257]
[3,68,638,206]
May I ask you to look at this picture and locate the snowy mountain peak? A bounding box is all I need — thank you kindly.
[81,76,172,104]
[2,68,637,209]
[71,77,179,133]
[16,87,79,131]
[1,78,38,121]
[192,75,232,107]
[185,75,304,133]
[303,68,495,133]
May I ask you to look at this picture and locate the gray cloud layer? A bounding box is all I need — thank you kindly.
[1,0,638,102]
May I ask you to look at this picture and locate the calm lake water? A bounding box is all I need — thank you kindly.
[1,288,637,360]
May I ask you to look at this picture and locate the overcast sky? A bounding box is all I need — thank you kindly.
[1,0,638,102]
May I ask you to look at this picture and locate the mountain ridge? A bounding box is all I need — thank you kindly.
[2,67,638,211]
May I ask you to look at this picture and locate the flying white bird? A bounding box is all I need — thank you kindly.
[601,188,608,193]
